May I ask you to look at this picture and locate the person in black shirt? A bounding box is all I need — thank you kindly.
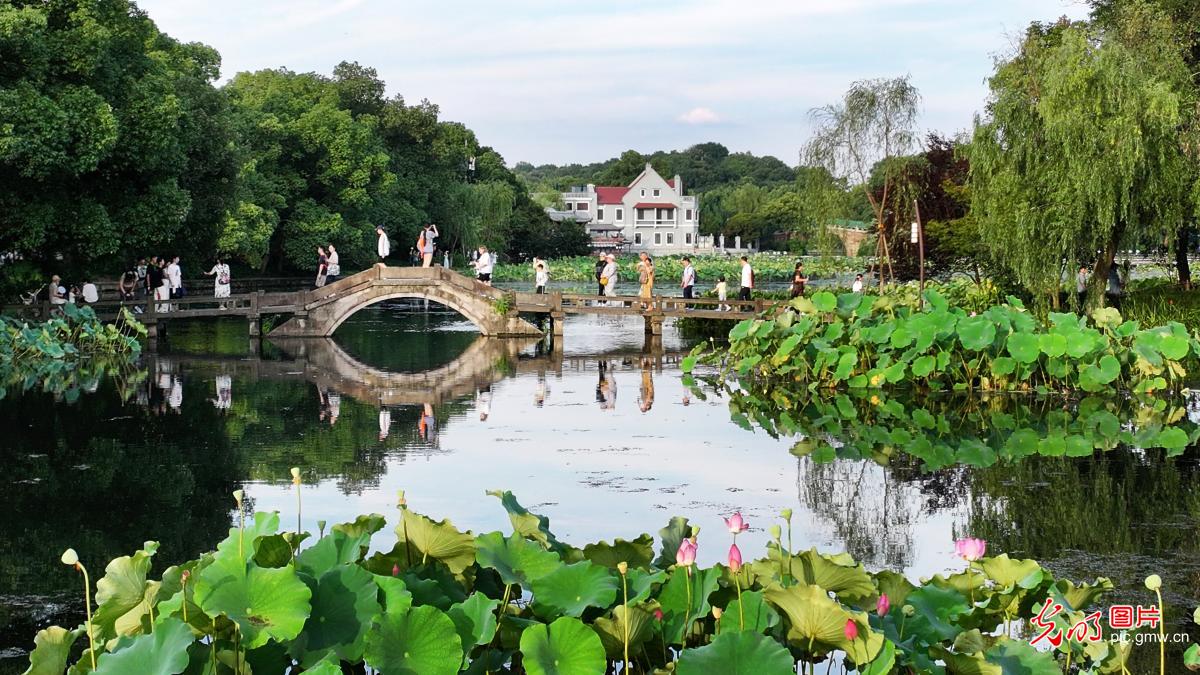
[595,254,607,296]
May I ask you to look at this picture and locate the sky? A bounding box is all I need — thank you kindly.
[138,0,1091,168]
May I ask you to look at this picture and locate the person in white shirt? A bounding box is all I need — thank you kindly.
[378,408,391,441]
[81,280,99,304]
[738,256,754,301]
[326,244,341,283]
[420,224,439,267]
[48,275,66,305]
[471,246,494,284]
[376,226,390,263]
[166,256,182,298]
[852,274,864,293]
[680,257,696,299]
[602,254,618,298]
[715,276,729,311]
[535,262,549,294]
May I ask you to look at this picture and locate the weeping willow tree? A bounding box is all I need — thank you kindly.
[970,8,1196,309]
[806,77,921,287]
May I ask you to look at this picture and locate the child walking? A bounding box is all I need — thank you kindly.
[715,275,729,311]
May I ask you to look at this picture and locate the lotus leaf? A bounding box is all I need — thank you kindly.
[936,639,1060,675]
[302,654,344,675]
[289,563,378,666]
[978,555,1043,592]
[298,528,374,577]
[582,534,654,570]
[395,510,475,575]
[625,568,667,604]
[781,549,875,602]
[531,561,618,618]
[654,516,692,569]
[373,574,414,614]
[487,490,565,551]
[904,584,971,642]
[1155,427,1188,449]
[718,590,779,634]
[519,616,606,675]
[92,541,159,640]
[658,566,721,645]
[195,563,312,649]
[474,531,562,587]
[911,355,936,377]
[812,291,837,313]
[364,605,463,675]
[677,630,794,675]
[22,626,82,675]
[1038,333,1067,358]
[957,316,996,351]
[1005,333,1040,364]
[593,604,657,659]
[1050,578,1113,611]
[764,584,882,662]
[448,592,500,650]
[92,617,192,675]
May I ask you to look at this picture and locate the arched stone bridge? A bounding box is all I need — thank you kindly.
[829,225,872,257]
[269,265,543,338]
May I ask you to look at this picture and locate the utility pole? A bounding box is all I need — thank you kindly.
[912,199,925,309]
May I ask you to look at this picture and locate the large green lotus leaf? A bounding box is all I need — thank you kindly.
[1095,354,1121,383]
[531,561,618,618]
[154,556,214,633]
[332,513,387,539]
[677,630,794,675]
[195,564,312,649]
[873,570,915,609]
[911,355,935,377]
[93,617,192,675]
[1159,333,1190,360]
[448,592,500,650]
[519,616,606,675]
[22,625,83,675]
[1049,578,1113,612]
[486,490,566,552]
[860,639,897,675]
[289,564,379,666]
[1091,306,1122,329]
[1155,427,1189,450]
[92,541,159,640]
[625,568,667,604]
[373,574,414,614]
[364,606,462,675]
[783,548,875,602]
[904,584,971,642]
[1038,333,1067,358]
[958,316,996,351]
[301,653,343,675]
[978,555,1043,593]
[1005,333,1040,364]
[593,605,657,660]
[252,534,297,569]
[395,510,476,575]
[937,639,1061,675]
[811,291,837,313]
[582,534,654,570]
[658,566,721,645]
[297,528,374,577]
[474,531,562,587]
[400,565,468,610]
[764,585,882,662]
[215,512,280,567]
[718,590,779,634]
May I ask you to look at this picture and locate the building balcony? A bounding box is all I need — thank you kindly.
[635,220,679,227]
[563,192,592,200]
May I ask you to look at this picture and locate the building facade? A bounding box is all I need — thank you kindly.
[560,164,700,254]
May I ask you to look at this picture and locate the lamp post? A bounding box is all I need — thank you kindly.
[912,199,925,309]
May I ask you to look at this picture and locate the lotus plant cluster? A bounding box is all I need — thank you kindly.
[686,288,1200,395]
[31,485,1172,674]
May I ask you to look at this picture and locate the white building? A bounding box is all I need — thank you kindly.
[560,163,700,254]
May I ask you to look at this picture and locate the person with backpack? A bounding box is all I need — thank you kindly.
[205,257,231,305]
[594,254,607,296]
[680,257,696,300]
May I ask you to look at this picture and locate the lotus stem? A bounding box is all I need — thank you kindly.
[291,467,302,539]
[735,571,744,631]
[1064,648,1071,674]
[1154,588,1165,675]
[210,617,217,671]
[619,564,630,673]
[181,576,188,623]
[684,567,693,647]
[899,614,906,641]
[76,562,96,671]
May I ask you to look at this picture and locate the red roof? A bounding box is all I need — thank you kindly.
[634,202,677,209]
[666,179,675,187]
[595,186,629,204]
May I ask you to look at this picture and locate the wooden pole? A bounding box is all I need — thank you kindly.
[914,199,926,310]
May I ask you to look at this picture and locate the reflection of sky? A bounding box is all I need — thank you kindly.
[239,310,972,580]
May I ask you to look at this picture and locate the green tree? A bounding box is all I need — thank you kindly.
[970,10,1195,307]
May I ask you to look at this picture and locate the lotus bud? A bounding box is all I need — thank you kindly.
[617,561,628,575]
[653,608,664,621]
[392,563,400,577]
[723,512,749,535]
[902,604,915,617]
[181,570,191,583]
[232,489,244,508]
[397,490,407,508]
[712,607,723,620]
[290,466,301,485]
[769,524,782,541]
[780,508,793,522]
[876,593,890,616]
[60,549,79,566]
[844,619,859,641]
[675,539,697,568]
[317,520,327,537]
[728,543,743,573]
[1145,574,1162,591]
[690,525,701,540]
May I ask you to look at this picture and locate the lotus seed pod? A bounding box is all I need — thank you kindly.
[902,604,916,617]
[780,508,793,522]
[712,607,723,619]
[397,490,407,508]
[232,489,244,506]
[769,524,782,540]
[60,549,79,566]
[1145,574,1162,591]
[617,561,628,575]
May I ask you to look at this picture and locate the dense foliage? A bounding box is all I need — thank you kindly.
[688,289,1200,394]
[31,489,1153,674]
[0,303,144,400]
[0,1,587,280]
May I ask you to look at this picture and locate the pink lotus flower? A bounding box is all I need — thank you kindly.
[954,538,987,562]
[724,512,750,534]
[844,619,858,641]
[392,563,400,577]
[676,539,697,568]
[728,543,743,573]
[876,593,890,616]
[653,608,664,621]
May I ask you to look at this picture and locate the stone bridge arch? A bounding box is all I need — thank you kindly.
[270,265,542,338]
[829,226,871,258]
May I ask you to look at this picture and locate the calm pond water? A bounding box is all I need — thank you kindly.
[2,301,1200,670]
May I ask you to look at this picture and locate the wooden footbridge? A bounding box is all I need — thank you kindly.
[8,265,776,339]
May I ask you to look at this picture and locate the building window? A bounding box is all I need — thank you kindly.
[686,209,693,221]
[597,207,605,220]
[640,189,646,197]
[654,232,662,245]
[634,232,642,245]
[637,208,646,221]
[564,202,573,210]
[685,232,693,245]
[575,203,587,211]
[653,188,661,197]
[666,233,674,245]
[616,208,623,222]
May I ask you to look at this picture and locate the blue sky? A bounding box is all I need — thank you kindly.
[139,0,1090,167]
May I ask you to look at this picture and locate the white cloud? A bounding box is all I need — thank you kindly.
[678,107,722,125]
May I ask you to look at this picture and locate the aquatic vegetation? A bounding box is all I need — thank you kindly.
[489,254,866,284]
[687,288,1200,394]
[0,304,145,401]
[28,487,1169,674]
